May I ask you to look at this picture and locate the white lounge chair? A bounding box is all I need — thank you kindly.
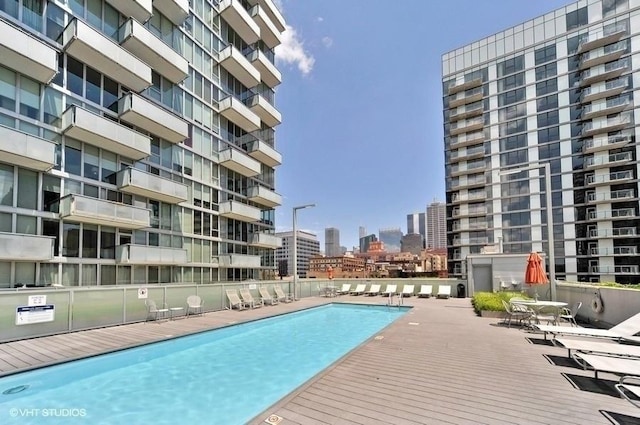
[401,285,415,297]
[349,284,366,295]
[417,285,433,298]
[437,285,451,299]
[259,287,278,305]
[240,288,263,308]
[554,338,640,359]
[337,283,351,295]
[573,352,640,379]
[365,284,381,296]
[186,295,204,317]
[225,289,249,310]
[616,376,640,409]
[382,284,397,297]
[274,285,292,303]
[535,311,640,341]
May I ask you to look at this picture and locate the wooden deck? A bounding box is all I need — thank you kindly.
[1,296,639,424]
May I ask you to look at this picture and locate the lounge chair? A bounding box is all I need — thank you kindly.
[349,284,366,295]
[558,301,582,326]
[554,337,640,359]
[365,284,381,296]
[337,283,351,295]
[417,285,433,298]
[401,284,415,297]
[573,352,640,379]
[534,311,640,341]
[616,376,640,409]
[145,299,168,321]
[437,285,451,299]
[225,289,249,310]
[382,284,397,297]
[259,287,278,305]
[239,288,263,308]
[274,285,293,303]
[186,295,204,317]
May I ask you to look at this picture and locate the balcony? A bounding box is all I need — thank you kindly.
[245,139,281,167]
[580,115,630,137]
[218,253,261,268]
[587,208,637,220]
[589,227,637,238]
[116,167,188,203]
[247,94,281,127]
[248,232,282,249]
[583,134,631,154]
[219,147,261,177]
[578,26,626,53]
[447,78,482,95]
[250,5,281,48]
[105,0,152,24]
[584,152,633,169]
[590,265,639,274]
[249,49,281,88]
[219,45,260,88]
[248,0,285,32]
[62,19,152,92]
[450,131,484,149]
[153,0,189,25]
[0,19,57,83]
[450,163,486,177]
[449,87,483,108]
[580,59,629,86]
[449,104,483,122]
[61,106,151,160]
[581,79,627,103]
[247,185,282,207]
[585,171,633,186]
[582,98,631,120]
[586,189,635,204]
[0,233,54,261]
[117,93,188,143]
[59,194,151,229]
[590,246,637,256]
[0,125,56,171]
[449,117,483,136]
[580,42,626,70]
[219,0,260,44]
[116,244,188,265]
[218,97,261,132]
[219,200,261,222]
[119,18,188,84]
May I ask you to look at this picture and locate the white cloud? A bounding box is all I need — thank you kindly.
[275,25,315,75]
[316,16,324,22]
[321,36,333,48]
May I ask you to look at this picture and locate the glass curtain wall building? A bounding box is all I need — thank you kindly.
[443,0,639,284]
[0,0,285,287]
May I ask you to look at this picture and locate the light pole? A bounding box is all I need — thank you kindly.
[499,162,556,301]
[292,203,315,300]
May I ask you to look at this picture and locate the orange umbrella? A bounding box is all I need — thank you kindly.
[525,252,548,285]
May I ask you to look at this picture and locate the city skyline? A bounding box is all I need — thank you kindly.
[274,0,571,249]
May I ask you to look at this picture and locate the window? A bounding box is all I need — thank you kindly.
[64,140,82,176]
[500,149,528,167]
[603,0,628,18]
[566,7,588,31]
[497,56,524,77]
[82,224,98,258]
[62,222,80,257]
[536,79,557,97]
[499,118,526,136]
[537,94,558,112]
[538,126,560,143]
[17,168,37,209]
[498,88,525,107]
[0,163,14,207]
[535,63,557,81]
[535,45,556,65]
[498,72,524,92]
[537,110,559,128]
[539,142,560,159]
[500,134,527,152]
[0,66,16,111]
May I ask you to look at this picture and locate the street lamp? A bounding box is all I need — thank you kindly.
[499,162,556,301]
[292,203,315,300]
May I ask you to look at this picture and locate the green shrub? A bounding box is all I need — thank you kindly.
[471,291,531,314]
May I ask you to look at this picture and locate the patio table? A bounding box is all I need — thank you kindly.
[510,300,568,326]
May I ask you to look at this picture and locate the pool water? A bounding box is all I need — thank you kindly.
[0,304,408,424]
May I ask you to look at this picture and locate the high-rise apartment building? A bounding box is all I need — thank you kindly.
[406,212,426,247]
[427,201,447,249]
[276,231,320,278]
[0,1,285,287]
[379,228,402,253]
[443,0,639,284]
[325,227,341,256]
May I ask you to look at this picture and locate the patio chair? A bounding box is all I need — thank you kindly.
[616,376,640,409]
[185,295,204,317]
[531,305,560,326]
[145,299,168,321]
[337,283,352,295]
[501,299,532,328]
[401,284,415,297]
[365,284,381,296]
[558,301,582,327]
[535,311,640,341]
[417,285,433,298]
[274,285,293,303]
[349,284,366,295]
[259,287,278,305]
[554,337,640,359]
[382,284,397,297]
[225,289,249,311]
[436,285,451,299]
[573,352,640,379]
[240,288,263,308]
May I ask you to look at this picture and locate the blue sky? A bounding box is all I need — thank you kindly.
[273,0,571,249]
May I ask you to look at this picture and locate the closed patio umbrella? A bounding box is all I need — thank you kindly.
[525,252,548,299]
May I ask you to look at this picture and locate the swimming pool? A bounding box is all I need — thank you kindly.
[0,303,408,424]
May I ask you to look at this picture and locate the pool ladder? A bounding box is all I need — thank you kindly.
[387,292,403,307]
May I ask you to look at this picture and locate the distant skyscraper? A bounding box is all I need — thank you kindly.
[379,228,403,253]
[407,212,427,247]
[325,227,341,256]
[359,226,366,239]
[360,234,377,253]
[427,201,446,249]
[276,231,320,278]
[401,233,424,255]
